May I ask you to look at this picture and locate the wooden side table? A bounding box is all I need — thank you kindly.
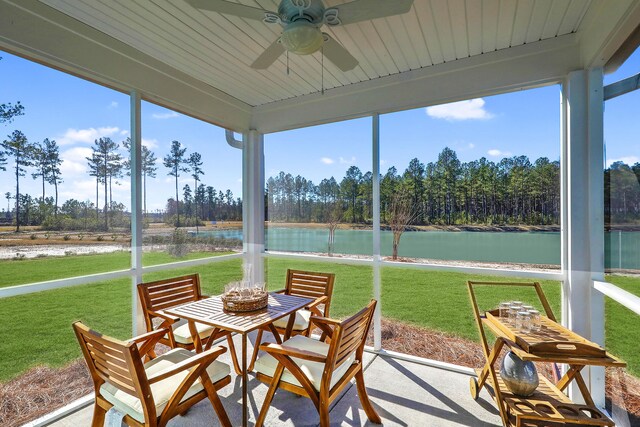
[467,281,626,427]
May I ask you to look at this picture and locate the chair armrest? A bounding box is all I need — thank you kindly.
[147,346,227,384]
[148,310,180,324]
[306,296,328,309]
[273,289,286,294]
[260,343,327,363]
[306,296,329,316]
[310,316,339,340]
[129,328,170,345]
[128,328,170,357]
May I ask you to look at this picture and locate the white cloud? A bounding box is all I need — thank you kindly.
[108,101,118,109]
[120,130,129,136]
[320,157,334,165]
[426,98,494,121]
[60,179,98,201]
[152,111,179,120]
[142,138,159,149]
[339,156,356,165]
[59,147,93,175]
[57,126,121,146]
[468,143,475,149]
[487,149,512,158]
[606,156,640,168]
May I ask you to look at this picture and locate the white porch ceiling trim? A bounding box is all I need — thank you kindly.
[252,34,582,133]
[577,0,640,71]
[0,0,252,132]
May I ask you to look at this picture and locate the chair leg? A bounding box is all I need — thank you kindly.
[203,377,232,427]
[318,400,330,427]
[91,402,107,427]
[355,368,382,424]
[256,364,284,427]
[226,333,242,375]
[248,328,263,371]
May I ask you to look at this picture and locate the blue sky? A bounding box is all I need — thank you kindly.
[1,47,639,212]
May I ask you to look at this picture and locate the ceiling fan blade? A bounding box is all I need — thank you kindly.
[186,0,270,21]
[331,0,414,25]
[251,38,285,69]
[322,34,358,72]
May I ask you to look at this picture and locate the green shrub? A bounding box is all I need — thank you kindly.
[167,228,190,258]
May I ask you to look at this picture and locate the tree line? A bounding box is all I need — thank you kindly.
[0,132,241,231]
[267,147,564,226]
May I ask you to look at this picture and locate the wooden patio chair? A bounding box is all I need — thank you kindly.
[137,274,240,372]
[248,269,335,371]
[254,300,381,427]
[72,321,232,427]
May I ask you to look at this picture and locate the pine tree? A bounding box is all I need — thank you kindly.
[1,130,34,231]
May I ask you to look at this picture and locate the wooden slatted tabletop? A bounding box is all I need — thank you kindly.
[164,292,313,334]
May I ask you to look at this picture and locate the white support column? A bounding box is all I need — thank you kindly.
[587,68,606,408]
[243,130,265,283]
[372,113,382,351]
[130,90,144,335]
[562,68,605,406]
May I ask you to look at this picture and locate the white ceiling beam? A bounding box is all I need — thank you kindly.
[0,0,252,132]
[251,35,582,133]
[578,0,640,72]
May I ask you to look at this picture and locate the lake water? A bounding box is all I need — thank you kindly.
[194,228,640,269]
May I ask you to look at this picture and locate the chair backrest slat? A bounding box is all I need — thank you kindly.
[286,270,335,315]
[73,322,143,397]
[138,274,203,331]
[332,300,376,369]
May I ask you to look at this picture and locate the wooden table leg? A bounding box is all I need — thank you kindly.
[557,365,595,408]
[188,320,203,353]
[283,313,296,340]
[242,333,248,427]
[477,339,505,390]
[267,323,283,344]
[556,365,581,392]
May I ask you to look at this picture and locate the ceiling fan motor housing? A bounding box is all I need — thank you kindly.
[278,0,325,24]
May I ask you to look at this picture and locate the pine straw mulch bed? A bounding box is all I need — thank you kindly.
[2,319,639,427]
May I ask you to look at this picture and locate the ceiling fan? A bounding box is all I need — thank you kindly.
[187,0,414,71]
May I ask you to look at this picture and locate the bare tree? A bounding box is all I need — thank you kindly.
[326,201,343,256]
[388,188,419,260]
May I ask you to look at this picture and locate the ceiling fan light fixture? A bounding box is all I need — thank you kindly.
[280,21,324,55]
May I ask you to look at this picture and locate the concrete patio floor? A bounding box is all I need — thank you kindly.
[47,333,503,426]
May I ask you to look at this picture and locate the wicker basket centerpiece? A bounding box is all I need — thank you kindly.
[222,284,268,312]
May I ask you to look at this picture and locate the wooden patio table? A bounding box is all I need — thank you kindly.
[163,292,312,427]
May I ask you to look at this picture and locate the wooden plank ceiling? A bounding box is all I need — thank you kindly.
[39,0,592,107]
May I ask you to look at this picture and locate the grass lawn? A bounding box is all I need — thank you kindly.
[0,250,237,288]
[0,254,638,381]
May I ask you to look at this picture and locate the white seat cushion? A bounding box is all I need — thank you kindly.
[271,309,312,331]
[100,348,230,423]
[254,335,355,392]
[172,321,215,345]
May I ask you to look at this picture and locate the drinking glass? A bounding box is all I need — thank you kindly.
[499,302,510,318]
[509,303,523,323]
[516,310,531,333]
[529,309,541,332]
[253,282,266,295]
